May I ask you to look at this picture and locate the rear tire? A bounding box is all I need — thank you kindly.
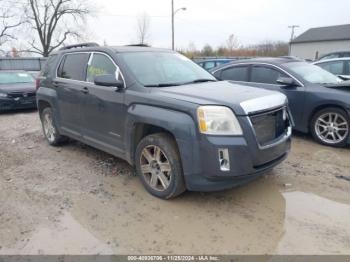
[40,107,68,146]
[311,107,349,147]
[135,133,186,199]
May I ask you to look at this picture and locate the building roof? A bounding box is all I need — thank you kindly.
[291,24,350,44]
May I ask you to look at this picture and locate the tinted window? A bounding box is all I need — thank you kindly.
[86,53,121,83]
[58,53,90,81]
[251,66,287,84]
[318,61,344,75]
[221,66,248,81]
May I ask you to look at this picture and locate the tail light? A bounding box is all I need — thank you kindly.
[35,78,41,90]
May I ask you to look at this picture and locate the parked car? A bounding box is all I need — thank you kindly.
[0,70,37,112]
[0,57,46,78]
[196,58,235,70]
[211,58,350,147]
[317,51,350,61]
[36,43,292,199]
[313,58,350,80]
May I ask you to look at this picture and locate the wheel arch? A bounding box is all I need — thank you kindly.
[124,104,198,176]
[308,103,350,131]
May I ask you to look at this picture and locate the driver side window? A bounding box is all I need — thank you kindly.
[86,53,122,83]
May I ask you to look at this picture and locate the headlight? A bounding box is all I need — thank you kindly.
[197,106,243,135]
[0,93,7,98]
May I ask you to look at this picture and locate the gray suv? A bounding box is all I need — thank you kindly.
[36,43,292,199]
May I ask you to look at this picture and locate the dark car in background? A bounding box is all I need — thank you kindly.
[313,58,350,80]
[0,71,37,112]
[211,58,350,147]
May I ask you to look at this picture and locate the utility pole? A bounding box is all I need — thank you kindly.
[288,25,299,55]
[171,0,186,50]
[171,0,174,50]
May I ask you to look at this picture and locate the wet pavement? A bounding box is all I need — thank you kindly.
[0,111,349,254]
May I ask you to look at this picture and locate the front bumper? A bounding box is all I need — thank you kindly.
[182,115,291,192]
[0,96,37,111]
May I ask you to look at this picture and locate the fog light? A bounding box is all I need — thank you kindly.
[218,148,230,171]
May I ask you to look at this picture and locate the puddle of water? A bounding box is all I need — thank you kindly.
[276,191,350,254]
[1,212,113,255]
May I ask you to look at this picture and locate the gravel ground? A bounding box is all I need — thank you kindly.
[0,110,349,255]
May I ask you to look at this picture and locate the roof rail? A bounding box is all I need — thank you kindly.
[59,42,99,51]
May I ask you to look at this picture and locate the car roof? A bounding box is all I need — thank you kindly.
[314,57,350,64]
[53,45,174,55]
[210,57,303,72]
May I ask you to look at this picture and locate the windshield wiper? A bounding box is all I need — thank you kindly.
[144,83,182,87]
[185,79,217,84]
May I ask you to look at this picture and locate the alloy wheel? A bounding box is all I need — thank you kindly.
[315,112,349,144]
[140,145,172,191]
[43,112,56,143]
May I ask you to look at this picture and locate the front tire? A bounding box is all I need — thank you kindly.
[135,133,186,199]
[311,107,349,147]
[40,107,67,146]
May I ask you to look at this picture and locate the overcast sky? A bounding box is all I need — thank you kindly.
[87,0,350,50]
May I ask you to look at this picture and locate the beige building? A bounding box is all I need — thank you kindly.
[290,24,350,60]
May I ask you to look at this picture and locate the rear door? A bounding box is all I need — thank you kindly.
[80,52,126,156]
[55,52,90,137]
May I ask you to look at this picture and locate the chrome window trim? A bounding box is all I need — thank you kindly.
[212,62,304,87]
[55,51,126,88]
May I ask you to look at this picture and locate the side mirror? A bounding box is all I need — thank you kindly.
[338,75,350,81]
[276,76,297,87]
[94,74,124,89]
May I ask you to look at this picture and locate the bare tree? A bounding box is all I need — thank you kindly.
[136,12,151,45]
[226,34,239,55]
[0,2,23,47]
[24,0,91,57]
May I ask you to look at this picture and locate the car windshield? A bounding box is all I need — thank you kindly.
[119,52,216,87]
[0,72,35,84]
[285,62,342,84]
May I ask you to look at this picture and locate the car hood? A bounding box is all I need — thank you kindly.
[0,82,36,94]
[154,81,287,115]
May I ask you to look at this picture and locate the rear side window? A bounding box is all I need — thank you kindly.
[58,53,90,81]
[251,66,287,84]
[221,66,248,81]
[318,61,344,75]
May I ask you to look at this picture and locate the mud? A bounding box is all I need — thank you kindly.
[0,111,349,254]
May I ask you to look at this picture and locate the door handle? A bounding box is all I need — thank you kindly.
[52,81,59,88]
[81,87,89,94]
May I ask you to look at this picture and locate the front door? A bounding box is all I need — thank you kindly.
[80,52,126,156]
